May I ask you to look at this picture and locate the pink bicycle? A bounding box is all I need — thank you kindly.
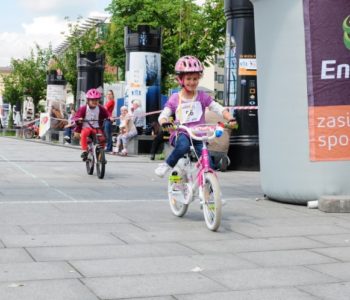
[167,123,228,231]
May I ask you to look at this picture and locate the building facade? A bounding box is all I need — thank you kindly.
[200,55,225,104]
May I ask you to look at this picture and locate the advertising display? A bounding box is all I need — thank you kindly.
[46,84,67,130]
[304,0,350,161]
[39,113,50,138]
[224,0,259,171]
[46,84,66,115]
[125,52,161,115]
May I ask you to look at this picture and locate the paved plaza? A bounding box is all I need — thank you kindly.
[0,137,350,299]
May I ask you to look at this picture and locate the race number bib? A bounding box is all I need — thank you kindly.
[176,101,203,124]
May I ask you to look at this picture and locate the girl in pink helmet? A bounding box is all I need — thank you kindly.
[73,88,109,161]
[155,55,237,177]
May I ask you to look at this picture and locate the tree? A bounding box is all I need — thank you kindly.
[53,17,115,102]
[2,44,52,112]
[105,0,226,92]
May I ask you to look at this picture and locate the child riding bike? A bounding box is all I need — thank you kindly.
[155,55,237,177]
[73,88,109,161]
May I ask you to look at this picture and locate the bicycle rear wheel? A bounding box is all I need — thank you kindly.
[96,148,106,179]
[86,150,95,175]
[202,172,222,231]
[168,167,189,217]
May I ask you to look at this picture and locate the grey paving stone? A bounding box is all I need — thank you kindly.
[312,246,350,261]
[0,225,26,235]
[308,262,350,281]
[299,282,350,300]
[307,234,350,246]
[0,211,129,225]
[114,228,245,244]
[82,273,226,299]
[176,287,318,300]
[125,297,174,300]
[27,243,198,262]
[0,279,98,300]
[223,199,311,219]
[0,262,80,282]
[0,248,33,264]
[203,266,339,290]
[319,195,350,213]
[22,223,144,235]
[227,222,349,238]
[237,249,337,267]
[1,233,122,248]
[248,215,348,227]
[134,220,211,232]
[182,236,325,254]
[70,254,257,277]
[0,203,60,214]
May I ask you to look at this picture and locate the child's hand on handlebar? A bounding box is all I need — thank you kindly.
[226,118,238,130]
[161,122,174,131]
[75,118,83,124]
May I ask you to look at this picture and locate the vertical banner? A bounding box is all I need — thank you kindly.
[126,52,161,117]
[304,0,350,161]
[46,84,67,129]
[224,33,238,106]
[39,113,50,138]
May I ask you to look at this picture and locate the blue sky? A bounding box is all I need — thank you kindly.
[0,0,111,66]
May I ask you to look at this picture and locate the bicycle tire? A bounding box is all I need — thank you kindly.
[86,150,95,175]
[24,129,33,139]
[168,167,189,217]
[96,148,106,179]
[202,172,222,231]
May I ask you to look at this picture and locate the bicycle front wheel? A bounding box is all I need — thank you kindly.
[86,150,95,175]
[96,148,106,179]
[202,172,222,231]
[168,167,189,217]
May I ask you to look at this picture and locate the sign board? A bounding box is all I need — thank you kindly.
[304,0,350,161]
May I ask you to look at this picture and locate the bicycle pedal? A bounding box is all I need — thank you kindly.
[208,203,216,210]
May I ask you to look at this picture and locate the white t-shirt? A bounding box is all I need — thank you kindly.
[83,106,100,129]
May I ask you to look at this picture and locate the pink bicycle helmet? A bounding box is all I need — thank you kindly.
[175,55,204,75]
[86,88,101,99]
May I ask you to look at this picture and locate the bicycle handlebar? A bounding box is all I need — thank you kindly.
[175,124,221,142]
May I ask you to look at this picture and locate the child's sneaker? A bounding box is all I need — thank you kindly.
[121,149,128,156]
[81,151,88,161]
[155,163,171,177]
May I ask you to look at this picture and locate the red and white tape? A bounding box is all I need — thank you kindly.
[227,106,258,110]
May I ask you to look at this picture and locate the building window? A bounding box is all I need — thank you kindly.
[217,75,224,84]
[217,91,224,100]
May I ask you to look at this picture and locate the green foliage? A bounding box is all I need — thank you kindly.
[53,17,104,101]
[2,44,52,112]
[105,0,226,92]
[7,109,14,129]
[2,0,226,108]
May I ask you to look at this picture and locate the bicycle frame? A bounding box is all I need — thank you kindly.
[81,119,107,179]
[196,145,216,188]
[174,124,218,202]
